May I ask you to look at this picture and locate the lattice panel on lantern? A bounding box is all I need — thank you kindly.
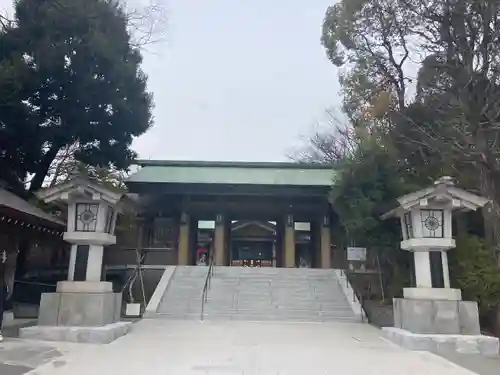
[105,205,115,234]
[75,203,99,232]
[419,209,444,238]
[403,212,413,238]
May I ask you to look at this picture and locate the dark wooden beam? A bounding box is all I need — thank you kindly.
[127,182,331,198]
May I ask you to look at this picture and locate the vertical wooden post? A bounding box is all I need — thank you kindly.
[274,219,283,267]
[178,212,190,265]
[320,214,331,269]
[311,220,321,268]
[214,213,226,266]
[284,214,295,268]
[188,217,198,266]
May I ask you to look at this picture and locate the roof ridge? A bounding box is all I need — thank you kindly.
[135,160,335,170]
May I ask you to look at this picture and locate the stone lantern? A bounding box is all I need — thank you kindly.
[20,176,135,344]
[381,176,499,355]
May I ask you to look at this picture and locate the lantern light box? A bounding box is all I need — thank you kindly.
[38,177,126,246]
[384,176,486,253]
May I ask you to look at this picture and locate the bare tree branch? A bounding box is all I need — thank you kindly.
[289,110,359,164]
[1,0,167,48]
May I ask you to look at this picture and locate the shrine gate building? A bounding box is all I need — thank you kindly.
[123,160,337,269]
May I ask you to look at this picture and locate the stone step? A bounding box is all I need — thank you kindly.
[206,296,349,303]
[206,291,345,296]
[152,312,360,322]
[155,266,357,323]
[200,310,356,318]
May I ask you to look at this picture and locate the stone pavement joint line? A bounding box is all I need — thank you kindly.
[26,319,483,375]
[0,339,63,375]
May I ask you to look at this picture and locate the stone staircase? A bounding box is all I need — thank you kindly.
[155,266,207,318]
[154,266,360,322]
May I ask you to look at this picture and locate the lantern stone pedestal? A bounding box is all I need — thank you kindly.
[381,177,499,356]
[19,177,133,344]
[36,282,122,326]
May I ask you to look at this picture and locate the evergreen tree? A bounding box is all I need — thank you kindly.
[0,0,153,191]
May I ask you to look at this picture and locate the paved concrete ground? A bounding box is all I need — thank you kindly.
[435,351,500,375]
[0,318,89,375]
[0,318,60,375]
[26,319,486,375]
[0,339,63,375]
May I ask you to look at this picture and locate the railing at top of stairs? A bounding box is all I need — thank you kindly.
[200,251,215,321]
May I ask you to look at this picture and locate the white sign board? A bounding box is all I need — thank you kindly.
[347,247,367,261]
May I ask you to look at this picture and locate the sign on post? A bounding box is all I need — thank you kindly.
[347,247,367,262]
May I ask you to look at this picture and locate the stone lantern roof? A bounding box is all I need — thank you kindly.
[36,176,136,213]
[381,177,489,220]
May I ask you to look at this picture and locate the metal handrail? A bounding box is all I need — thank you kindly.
[200,250,215,321]
[14,280,57,287]
[340,268,366,323]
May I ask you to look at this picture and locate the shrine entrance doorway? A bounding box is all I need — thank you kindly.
[230,221,276,267]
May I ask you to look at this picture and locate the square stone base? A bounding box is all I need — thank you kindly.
[393,297,480,335]
[38,289,122,327]
[20,321,132,344]
[382,327,499,356]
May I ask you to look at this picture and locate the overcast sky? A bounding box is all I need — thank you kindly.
[1,0,341,162]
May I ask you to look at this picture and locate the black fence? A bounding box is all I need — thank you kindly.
[10,267,128,307]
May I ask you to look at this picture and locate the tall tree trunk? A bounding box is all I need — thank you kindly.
[478,167,500,262]
[478,166,500,336]
[29,145,61,192]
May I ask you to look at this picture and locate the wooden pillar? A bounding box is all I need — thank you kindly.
[275,219,284,267]
[311,221,321,268]
[225,218,231,265]
[188,217,198,266]
[284,214,295,268]
[320,214,331,269]
[178,212,190,265]
[214,213,226,266]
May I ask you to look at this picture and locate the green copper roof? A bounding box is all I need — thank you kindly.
[127,160,336,187]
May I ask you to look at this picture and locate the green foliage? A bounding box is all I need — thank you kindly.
[76,163,128,191]
[450,235,500,314]
[42,142,128,190]
[332,139,421,296]
[320,0,500,310]
[0,0,153,191]
[333,140,417,237]
[0,21,42,193]
[322,0,416,126]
